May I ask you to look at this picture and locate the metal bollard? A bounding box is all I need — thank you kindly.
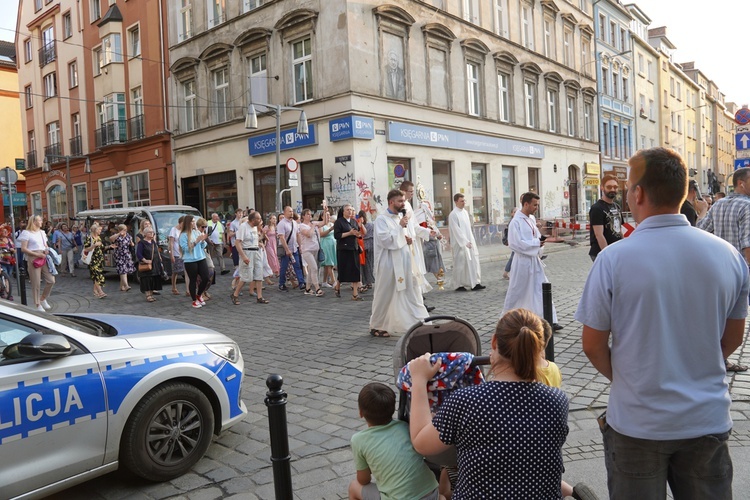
[18,265,27,306]
[542,282,555,362]
[265,374,293,500]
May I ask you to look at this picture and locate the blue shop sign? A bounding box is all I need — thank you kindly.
[387,121,544,159]
[2,193,26,206]
[248,124,317,156]
[329,116,375,142]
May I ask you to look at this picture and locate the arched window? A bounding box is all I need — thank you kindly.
[47,183,67,222]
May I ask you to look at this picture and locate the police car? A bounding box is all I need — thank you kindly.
[0,301,247,499]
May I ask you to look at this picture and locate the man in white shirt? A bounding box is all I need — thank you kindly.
[448,193,484,291]
[232,211,268,304]
[207,213,228,275]
[168,216,189,296]
[277,206,306,291]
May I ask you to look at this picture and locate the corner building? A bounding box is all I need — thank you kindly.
[168,0,600,226]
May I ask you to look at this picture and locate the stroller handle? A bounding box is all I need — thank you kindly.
[471,355,490,367]
[422,315,460,323]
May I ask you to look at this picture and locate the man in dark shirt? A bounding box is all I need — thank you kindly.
[680,180,708,226]
[589,175,623,261]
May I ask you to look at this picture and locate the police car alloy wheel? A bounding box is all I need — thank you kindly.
[120,382,215,482]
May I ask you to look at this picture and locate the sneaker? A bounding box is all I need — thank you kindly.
[41,299,52,310]
[279,285,288,292]
[472,284,486,290]
[321,282,332,288]
[572,482,599,500]
[36,304,45,312]
[192,300,202,308]
[199,298,206,306]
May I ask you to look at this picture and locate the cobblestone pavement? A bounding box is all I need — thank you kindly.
[38,243,749,499]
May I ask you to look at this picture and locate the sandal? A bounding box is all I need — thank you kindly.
[369,329,390,338]
[358,286,368,293]
[314,289,324,297]
[334,287,340,298]
[230,294,240,305]
[146,296,156,302]
[352,295,363,301]
[257,297,269,304]
[726,360,748,372]
[172,289,180,295]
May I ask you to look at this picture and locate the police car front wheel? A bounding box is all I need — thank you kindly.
[120,382,215,482]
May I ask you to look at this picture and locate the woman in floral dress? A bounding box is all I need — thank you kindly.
[84,223,107,298]
[110,224,135,292]
[265,215,280,277]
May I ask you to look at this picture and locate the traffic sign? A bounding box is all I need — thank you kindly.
[736,107,750,126]
[285,157,299,173]
[1,167,18,184]
[736,158,750,170]
[14,158,25,171]
[738,149,750,159]
[737,133,750,151]
[738,124,750,134]
[1,184,17,194]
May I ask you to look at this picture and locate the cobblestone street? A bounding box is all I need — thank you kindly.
[40,243,750,499]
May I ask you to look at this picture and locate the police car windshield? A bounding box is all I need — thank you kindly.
[47,314,109,336]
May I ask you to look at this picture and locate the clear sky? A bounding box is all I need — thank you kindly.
[0,0,747,107]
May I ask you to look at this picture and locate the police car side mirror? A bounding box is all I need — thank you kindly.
[16,333,74,358]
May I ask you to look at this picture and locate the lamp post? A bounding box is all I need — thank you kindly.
[42,154,91,220]
[245,102,308,214]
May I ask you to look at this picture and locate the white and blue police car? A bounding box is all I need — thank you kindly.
[0,300,247,499]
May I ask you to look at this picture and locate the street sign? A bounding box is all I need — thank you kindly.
[1,185,18,194]
[285,157,298,173]
[335,155,352,164]
[14,158,25,171]
[736,158,750,170]
[736,107,750,126]
[738,149,750,159]
[736,133,750,151]
[1,167,18,184]
[738,124,750,134]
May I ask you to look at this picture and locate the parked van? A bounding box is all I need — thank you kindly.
[75,205,202,277]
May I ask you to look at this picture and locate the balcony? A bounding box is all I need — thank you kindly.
[38,41,56,68]
[44,143,62,161]
[69,135,82,156]
[128,115,145,140]
[95,120,128,148]
[26,150,37,169]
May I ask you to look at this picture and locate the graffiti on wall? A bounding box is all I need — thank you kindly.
[357,178,381,214]
[544,190,562,218]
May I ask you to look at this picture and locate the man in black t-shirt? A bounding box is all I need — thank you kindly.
[589,175,623,261]
[680,180,708,226]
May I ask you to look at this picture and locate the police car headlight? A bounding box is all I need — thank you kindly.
[206,343,240,363]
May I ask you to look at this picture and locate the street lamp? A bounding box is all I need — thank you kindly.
[42,154,91,220]
[245,101,309,214]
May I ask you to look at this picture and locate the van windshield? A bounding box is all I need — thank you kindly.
[152,210,202,244]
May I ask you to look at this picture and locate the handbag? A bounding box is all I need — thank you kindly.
[138,242,155,273]
[314,227,326,263]
[80,250,93,265]
[32,257,46,268]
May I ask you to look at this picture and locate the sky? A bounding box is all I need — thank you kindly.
[0,0,747,107]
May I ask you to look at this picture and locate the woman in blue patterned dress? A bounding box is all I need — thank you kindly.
[109,224,135,292]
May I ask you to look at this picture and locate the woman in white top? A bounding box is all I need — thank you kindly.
[298,209,325,297]
[18,215,56,312]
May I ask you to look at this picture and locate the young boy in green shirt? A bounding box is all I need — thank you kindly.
[348,382,441,500]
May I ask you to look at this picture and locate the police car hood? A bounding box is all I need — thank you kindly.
[71,313,230,348]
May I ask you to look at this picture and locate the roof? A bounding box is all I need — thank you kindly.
[97,4,123,27]
[0,40,16,62]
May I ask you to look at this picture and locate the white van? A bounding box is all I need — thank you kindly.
[75,205,202,277]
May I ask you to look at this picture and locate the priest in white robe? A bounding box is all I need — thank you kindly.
[448,193,484,291]
[400,180,432,294]
[369,189,429,337]
[502,192,560,328]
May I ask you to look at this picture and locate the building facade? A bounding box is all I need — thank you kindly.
[0,41,27,223]
[626,4,659,154]
[16,0,174,223]
[168,0,600,225]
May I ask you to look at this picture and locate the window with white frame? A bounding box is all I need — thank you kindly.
[598,14,606,41]
[292,37,313,104]
[640,135,646,149]
[74,183,88,214]
[521,3,534,50]
[24,85,32,108]
[524,81,536,128]
[43,73,57,98]
[547,89,557,132]
[207,0,225,29]
[676,81,681,99]
[34,0,42,12]
[129,26,140,57]
[28,131,35,155]
[463,0,479,24]
[602,122,610,156]
[427,46,449,108]
[101,171,150,208]
[543,17,555,58]
[638,53,644,74]
[467,62,481,116]
[72,112,81,139]
[677,115,682,134]
[102,34,123,65]
[609,21,616,47]
[63,12,73,39]
[566,95,576,137]
[90,0,101,22]
[31,192,42,217]
[563,27,573,66]
[131,86,143,116]
[248,53,268,104]
[622,75,629,101]
[242,0,264,13]
[581,36,591,75]
[612,124,620,158]
[47,121,60,151]
[620,28,627,51]
[24,39,32,63]
[639,94,645,115]
[177,0,193,41]
[494,0,509,37]
[68,60,78,88]
[648,99,654,120]
[671,112,676,131]
[183,80,196,131]
[612,68,619,99]
[498,72,510,122]
[647,60,653,80]
[212,67,230,123]
[93,46,102,75]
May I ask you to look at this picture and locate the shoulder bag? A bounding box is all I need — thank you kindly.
[138,243,154,273]
[315,227,326,263]
[80,236,94,265]
[277,224,293,258]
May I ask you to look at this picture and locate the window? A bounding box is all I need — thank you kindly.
[598,14,606,41]
[463,0,479,24]
[671,112,676,131]
[131,86,143,116]
[432,160,453,227]
[48,185,67,222]
[543,17,554,58]
[47,121,60,150]
[427,46,449,108]
[24,39,32,63]
[242,0,264,13]
[622,76,628,101]
[178,0,193,41]
[563,27,573,66]
[663,89,668,105]
[620,27,627,51]
[471,164,488,224]
[521,3,534,50]
[494,0,508,37]
[601,67,609,95]
[93,46,102,75]
[547,89,557,132]
[609,22,616,47]
[498,72,510,122]
[677,115,682,134]
[71,113,81,155]
[641,135,646,149]
[639,94,646,115]
[24,85,33,108]
[96,93,127,146]
[292,37,313,104]
[612,68,619,99]
[524,81,536,128]
[623,127,630,157]
[502,166,516,220]
[602,123,610,156]
[670,77,675,96]
[101,172,150,208]
[637,53,644,74]
[102,34,123,65]
[183,80,196,132]
[613,124,620,158]
[68,60,78,88]
[63,12,73,39]
[129,26,140,57]
[566,95,576,137]
[40,25,55,66]
[31,192,42,217]
[647,60,653,80]
[34,0,42,12]
[90,0,101,22]
[581,36,591,75]
[43,72,57,98]
[248,53,268,104]
[207,0,225,28]
[212,67,230,123]
[467,62,481,116]
[74,184,88,214]
[584,101,593,140]
[676,81,681,99]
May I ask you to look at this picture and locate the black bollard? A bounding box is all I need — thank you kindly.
[542,282,555,362]
[18,265,27,306]
[265,374,293,500]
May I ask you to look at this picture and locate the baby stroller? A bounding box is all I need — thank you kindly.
[392,315,489,467]
[0,268,12,301]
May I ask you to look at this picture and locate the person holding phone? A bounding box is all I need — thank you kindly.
[680,180,709,226]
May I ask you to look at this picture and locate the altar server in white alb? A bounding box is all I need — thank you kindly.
[400,180,432,294]
[368,189,429,338]
[448,193,485,291]
[503,192,562,331]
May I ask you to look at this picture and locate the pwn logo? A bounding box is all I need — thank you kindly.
[332,123,340,132]
[430,132,438,142]
[285,132,295,144]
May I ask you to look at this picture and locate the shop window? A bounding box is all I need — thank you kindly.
[432,160,452,228]
[387,158,412,191]
[301,160,323,212]
[203,171,237,216]
[502,166,516,221]
[471,163,488,224]
[254,166,289,218]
